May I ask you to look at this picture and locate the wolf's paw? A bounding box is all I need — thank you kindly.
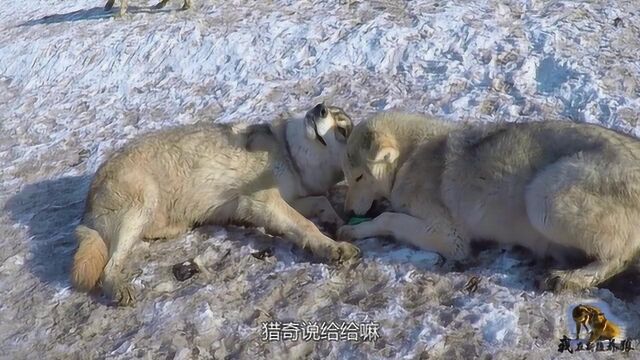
[114,283,135,306]
[542,270,585,293]
[103,278,136,306]
[181,3,191,10]
[153,3,167,9]
[336,225,356,242]
[329,242,361,263]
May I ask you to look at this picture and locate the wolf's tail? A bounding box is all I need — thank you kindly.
[71,225,108,291]
[607,318,622,339]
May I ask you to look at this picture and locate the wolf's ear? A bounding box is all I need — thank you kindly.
[367,137,399,179]
[368,135,399,164]
[371,145,399,164]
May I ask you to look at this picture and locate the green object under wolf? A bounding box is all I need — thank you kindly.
[347,216,372,225]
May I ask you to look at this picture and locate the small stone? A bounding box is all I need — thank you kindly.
[172,260,200,281]
[251,248,274,260]
[614,17,623,27]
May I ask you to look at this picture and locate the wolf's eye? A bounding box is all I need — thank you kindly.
[355,175,363,182]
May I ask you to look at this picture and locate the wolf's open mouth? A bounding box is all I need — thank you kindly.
[312,120,327,146]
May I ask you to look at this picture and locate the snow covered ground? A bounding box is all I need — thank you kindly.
[1,0,640,358]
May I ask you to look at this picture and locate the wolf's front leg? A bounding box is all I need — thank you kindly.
[100,207,149,306]
[337,211,469,260]
[290,196,344,235]
[239,190,360,263]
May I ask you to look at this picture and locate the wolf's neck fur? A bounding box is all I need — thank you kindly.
[289,118,341,193]
[389,117,459,170]
[278,117,340,197]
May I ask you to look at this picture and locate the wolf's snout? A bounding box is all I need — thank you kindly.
[345,210,356,219]
[366,200,384,218]
[345,199,378,217]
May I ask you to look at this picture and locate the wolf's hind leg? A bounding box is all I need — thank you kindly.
[527,154,640,292]
[101,207,150,306]
[143,223,188,240]
[544,257,634,293]
[338,211,470,260]
[143,211,187,241]
[237,189,360,263]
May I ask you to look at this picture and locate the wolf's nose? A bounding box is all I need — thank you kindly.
[313,103,328,118]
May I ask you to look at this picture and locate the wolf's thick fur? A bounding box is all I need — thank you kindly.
[339,112,640,292]
[72,104,358,305]
[104,0,191,16]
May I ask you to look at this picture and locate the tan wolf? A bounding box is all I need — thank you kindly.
[104,0,191,17]
[71,103,359,306]
[338,112,640,293]
[572,304,621,342]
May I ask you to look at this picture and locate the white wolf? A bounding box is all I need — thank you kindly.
[338,112,640,292]
[71,103,359,306]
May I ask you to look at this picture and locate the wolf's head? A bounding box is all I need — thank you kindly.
[342,121,400,216]
[303,102,353,152]
[572,304,592,324]
[279,102,354,196]
[342,112,454,216]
